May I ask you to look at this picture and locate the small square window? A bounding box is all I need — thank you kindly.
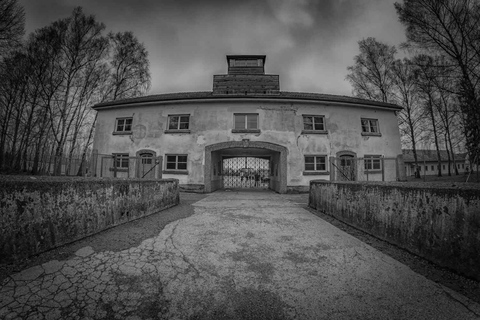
[364,155,381,171]
[361,118,379,134]
[168,115,190,130]
[166,155,188,170]
[304,155,327,171]
[115,118,133,133]
[303,115,325,131]
[234,114,258,130]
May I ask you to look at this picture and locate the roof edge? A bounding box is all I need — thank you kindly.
[92,91,402,110]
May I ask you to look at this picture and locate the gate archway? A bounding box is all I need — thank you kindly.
[205,141,288,193]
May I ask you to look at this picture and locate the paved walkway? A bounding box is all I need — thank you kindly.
[1,191,480,319]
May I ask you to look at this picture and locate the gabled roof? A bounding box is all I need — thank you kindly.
[92,91,402,110]
[402,149,466,162]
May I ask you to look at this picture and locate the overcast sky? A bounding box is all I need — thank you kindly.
[19,0,406,96]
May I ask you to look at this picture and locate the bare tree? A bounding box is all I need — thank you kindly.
[107,31,151,100]
[412,54,447,177]
[0,0,25,57]
[391,58,425,177]
[0,6,152,175]
[41,7,109,174]
[396,0,480,170]
[346,37,397,103]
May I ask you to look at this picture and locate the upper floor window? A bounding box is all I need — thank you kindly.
[115,117,132,133]
[304,155,327,172]
[364,155,381,171]
[168,115,190,130]
[361,118,380,135]
[303,115,326,132]
[234,113,258,130]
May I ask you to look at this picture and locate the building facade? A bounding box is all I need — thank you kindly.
[92,55,404,193]
[403,149,467,176]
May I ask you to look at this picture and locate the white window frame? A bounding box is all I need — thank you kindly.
[361,118,380,134]
[168,115,190,130]
[165,154,188,171]
[115,117,133,133]
[364,155,382,171]
[303,115,326,131]
[304,155,327,172]
[113,153,129,169]
[234,113,258,130]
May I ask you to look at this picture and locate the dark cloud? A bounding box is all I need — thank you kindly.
[18,0,405,96]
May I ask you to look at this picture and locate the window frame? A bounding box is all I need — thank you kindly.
[360,118,381,136]
[364,155,382,172]
[232,113,260,133]
[113,117,133,135]
[163,154,188,174]
[303,155,329,175]
[110,153,129,172]
[302,115,327,134]
[165,114,191,133]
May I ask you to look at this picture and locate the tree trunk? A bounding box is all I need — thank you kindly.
[427,101,442,177]
[77,113,97,176]
[445,136,451,176]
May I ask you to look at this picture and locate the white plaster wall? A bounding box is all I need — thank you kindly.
[92,99,402,186]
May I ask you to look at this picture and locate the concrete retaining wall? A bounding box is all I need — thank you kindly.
[0,178,179,262]
[309,181,480,281]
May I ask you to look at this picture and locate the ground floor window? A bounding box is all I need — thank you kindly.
[364,155,381,171]
[166,154,187,170]
[113,153,129,168]
[304,155,327,171]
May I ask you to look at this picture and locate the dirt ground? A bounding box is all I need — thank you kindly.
[2,191,479,306]
[284,194,480,306]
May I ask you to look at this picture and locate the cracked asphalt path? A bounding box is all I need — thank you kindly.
[1,190,480,319]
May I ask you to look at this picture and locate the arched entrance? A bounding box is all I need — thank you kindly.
[205,141,288,193]
[336,151,357,181]
[135,149,160,179]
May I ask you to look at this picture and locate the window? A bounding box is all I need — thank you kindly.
[230,59,263,67]
[113,153,129,169]
[166,155,187,170]
[115,117,132,133]
[168,115,190,130]
[364,155,382,171]
[304,156,327,171]
[234,114,258,130]
[303,115,326,132]
[361,118,380,134]
[443,165,445,170]
[425,166,428,172]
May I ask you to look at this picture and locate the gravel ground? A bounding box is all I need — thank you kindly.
[2,189,479,306]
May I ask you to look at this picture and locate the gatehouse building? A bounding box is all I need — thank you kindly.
[91,55,405,193]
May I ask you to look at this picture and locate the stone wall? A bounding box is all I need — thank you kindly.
[309,181,480,281]
[0,178,179,262]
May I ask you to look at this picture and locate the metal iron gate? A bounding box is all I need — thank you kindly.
[223,157,270,189]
